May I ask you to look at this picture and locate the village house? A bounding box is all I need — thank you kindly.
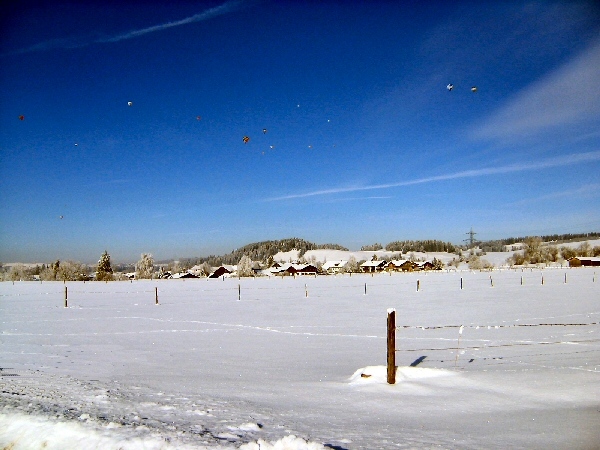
[171,271,198,279]
[417,261,436,271]
[360,260,387,273]
[270,263,319,276]
[209,265,235,278]
[385,259,417,272]
[322,260,348,274]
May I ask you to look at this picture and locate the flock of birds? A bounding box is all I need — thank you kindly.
[19,83,479,220]
[446,83,477,92]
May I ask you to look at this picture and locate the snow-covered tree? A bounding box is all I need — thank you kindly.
[237,255,254,277]
[135,253,155,279]
[96,250,114,281]
[8,264,29,281]
[57,260,88,281]
[198,262,212,277]
[343,255,358,273]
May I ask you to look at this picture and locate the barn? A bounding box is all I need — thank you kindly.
[209,266,233,278]
[568,257,600,267]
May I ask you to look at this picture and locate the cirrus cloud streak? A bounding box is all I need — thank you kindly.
[265,151,600,202]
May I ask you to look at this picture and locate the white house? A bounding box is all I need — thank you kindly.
[360,260,387,272]
[322,260,348,274]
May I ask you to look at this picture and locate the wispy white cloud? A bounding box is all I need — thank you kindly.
[265,151,600,202]
[470,38,600,142]
[5,0,244,55]
[95,0,244,44]
[508,183,600,207]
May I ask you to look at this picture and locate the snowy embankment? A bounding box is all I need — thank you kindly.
[1,268,599,449]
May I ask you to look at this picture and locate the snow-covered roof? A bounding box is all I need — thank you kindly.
[360,260,387,267]
[322,260,348,270]
[270,263,318,273]
[388,259,410,266]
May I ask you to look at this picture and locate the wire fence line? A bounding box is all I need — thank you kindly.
[1,267,597,299]
[397,321,600,330]
[385,308,600,383]
[396,337,600,353]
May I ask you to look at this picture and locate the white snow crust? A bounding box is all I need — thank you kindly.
[1,267,599,449]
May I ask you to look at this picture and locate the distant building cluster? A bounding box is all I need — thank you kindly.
[145,257,443,280]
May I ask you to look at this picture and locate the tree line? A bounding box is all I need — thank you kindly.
[2,233,599,281]
[476,232,600,252]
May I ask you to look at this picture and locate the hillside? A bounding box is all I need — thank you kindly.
[179,238,349,267]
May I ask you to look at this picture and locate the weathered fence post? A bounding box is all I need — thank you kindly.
[541,274,544,285]
[238,284,241,301]
[364,282,367,295]
[416,279,420,291]
[564,273,567,284]
[387,309,396,384]
[521,276,523,286]
[64,286,68,308]
[460,277,463,290]
[490,275,494,287]
[155,287,158,305]
[305,283,308,298]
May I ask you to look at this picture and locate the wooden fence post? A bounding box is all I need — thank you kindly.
[64,286,68,308]
[238,284,241,301]
[460,277,463,290]
[155,287,158,305]
[364,283,367,295]
[305,283,308,298]
[416,279,420,291]
[387,309,396,384]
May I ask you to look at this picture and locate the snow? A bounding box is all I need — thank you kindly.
[1,268,599,449]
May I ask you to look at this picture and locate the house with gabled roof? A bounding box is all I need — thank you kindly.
[360,260,387,273]
[209,265,235,278]
[269,263,319,275]
[322,260,348,274]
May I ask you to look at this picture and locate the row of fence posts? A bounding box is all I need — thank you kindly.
[60,270,595,308]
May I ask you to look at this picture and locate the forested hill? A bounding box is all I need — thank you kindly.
[180,238,348,267]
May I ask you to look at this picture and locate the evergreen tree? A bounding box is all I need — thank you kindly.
[97,250,114,281]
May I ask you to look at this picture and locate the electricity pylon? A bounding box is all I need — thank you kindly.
[464,227,477,248]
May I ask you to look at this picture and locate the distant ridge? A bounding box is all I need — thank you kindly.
[175,238,348,267]
[173,232,599,266]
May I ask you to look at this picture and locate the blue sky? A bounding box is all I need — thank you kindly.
[1,1,599,263]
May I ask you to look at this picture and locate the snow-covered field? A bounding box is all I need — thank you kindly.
[1,268,599,449]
